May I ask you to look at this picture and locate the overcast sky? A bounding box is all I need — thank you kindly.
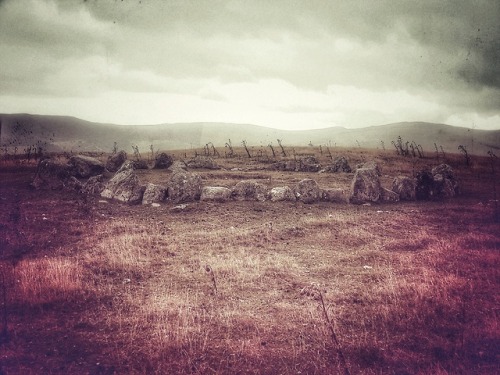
[0,0,499,130]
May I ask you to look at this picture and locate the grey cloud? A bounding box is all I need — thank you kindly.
[1,0,499,126]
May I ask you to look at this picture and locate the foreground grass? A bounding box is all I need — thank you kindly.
[1,149,499,374]
[2,199,498,374]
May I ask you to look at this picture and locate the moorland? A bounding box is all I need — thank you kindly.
[0,141,499,374]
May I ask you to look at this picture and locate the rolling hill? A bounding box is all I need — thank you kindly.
[1,113,499,156]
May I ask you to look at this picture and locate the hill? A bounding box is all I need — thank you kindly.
[1,113,499,155]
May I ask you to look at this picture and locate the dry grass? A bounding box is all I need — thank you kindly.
[1,149,499,374]
[7,257,84,305]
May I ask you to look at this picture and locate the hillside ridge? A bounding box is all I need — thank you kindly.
[1,113,498,155]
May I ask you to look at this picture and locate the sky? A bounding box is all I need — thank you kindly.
[0,0,499,130]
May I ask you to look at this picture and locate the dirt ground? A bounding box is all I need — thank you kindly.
[0,151,499,374]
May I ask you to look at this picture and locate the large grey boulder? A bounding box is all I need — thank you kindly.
[153,153,174,169]
[186,156,220,170]
[231,180,268,201]
[31,158,71,190]
[169,160,188,174]
[142,183,167,205]
[358,161,382,176]
[324,156,352,173]
[117,160,135,173]
[350,168,382,204]
[106,151,127,173]
[415,164,458,200]
[321,188,347,203]
[298,156,321,172]
[432,164,454,180]
[295,179,321,204]
[415,170,434,200]
[269,186,296,202]
[69,155,105,178]
[101,170,145,204]
[167,171,202,203]
[82,174,106,195]
[392,176,416,201]
[200,186,232,202]
[432,164,459,198]
[115,159,148,172]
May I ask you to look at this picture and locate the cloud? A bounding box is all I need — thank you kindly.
[0,0,498,129]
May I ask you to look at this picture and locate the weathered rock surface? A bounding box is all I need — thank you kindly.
[269,186,296,202]
[106,151,127,173]
[117,160,135,173]
[115,159,148,172]
[132,159,149,170]
[359,161,382,176]
[101,170,145,204]
[432,164,454,180]
[324,156,351,173]
[416,164,458,200]
[321,188,347,203]
[295,179,321,204]
[232,180,268,201]
[392,176,416,201]
[297,156,321,172]
[381,188,400,202]
[350,168,382,204]
[432,164,459,198]
[82,174,106,195]
[169,160,188,174]
[31,158,71,190]
[415,170,434,200]
[167,171,202,203]
[200,186,232,202]
[69,155,105,178]
[142,183,167,205]
[186,156,220,170]
[153,153,173,169]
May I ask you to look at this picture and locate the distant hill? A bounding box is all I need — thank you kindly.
[1,113,499,156]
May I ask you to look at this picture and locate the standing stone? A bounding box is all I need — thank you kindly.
[295,179,321,204]
[153,153,174,169]
[186,156,220,169]
[298,156,321,172]
[432,164,459,198]
[231,180,268,201]
[392,176,416,201]
[269,186,296,202]
[321,188,347,203]
[350,168,382,204]
[359,161,382,176]
[200,186,232,202]
[106,151,127,173]
[69,155,105,178]
[31,158,71,190]
[82,174,106,195]
[142,183,167,205]
[324,156,352,173]
[169,160,188,174]
[167,172,202,203]
[415,170,434,200]
[101,170,145,204]
[415,165,459,200]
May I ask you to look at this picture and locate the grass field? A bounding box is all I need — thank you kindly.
[0,147,499,374]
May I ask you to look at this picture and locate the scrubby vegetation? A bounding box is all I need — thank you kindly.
[0,147,499,374]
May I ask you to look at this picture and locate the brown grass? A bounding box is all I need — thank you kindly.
[0,148,499,374]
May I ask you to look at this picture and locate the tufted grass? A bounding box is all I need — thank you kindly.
[0,148,499,374]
